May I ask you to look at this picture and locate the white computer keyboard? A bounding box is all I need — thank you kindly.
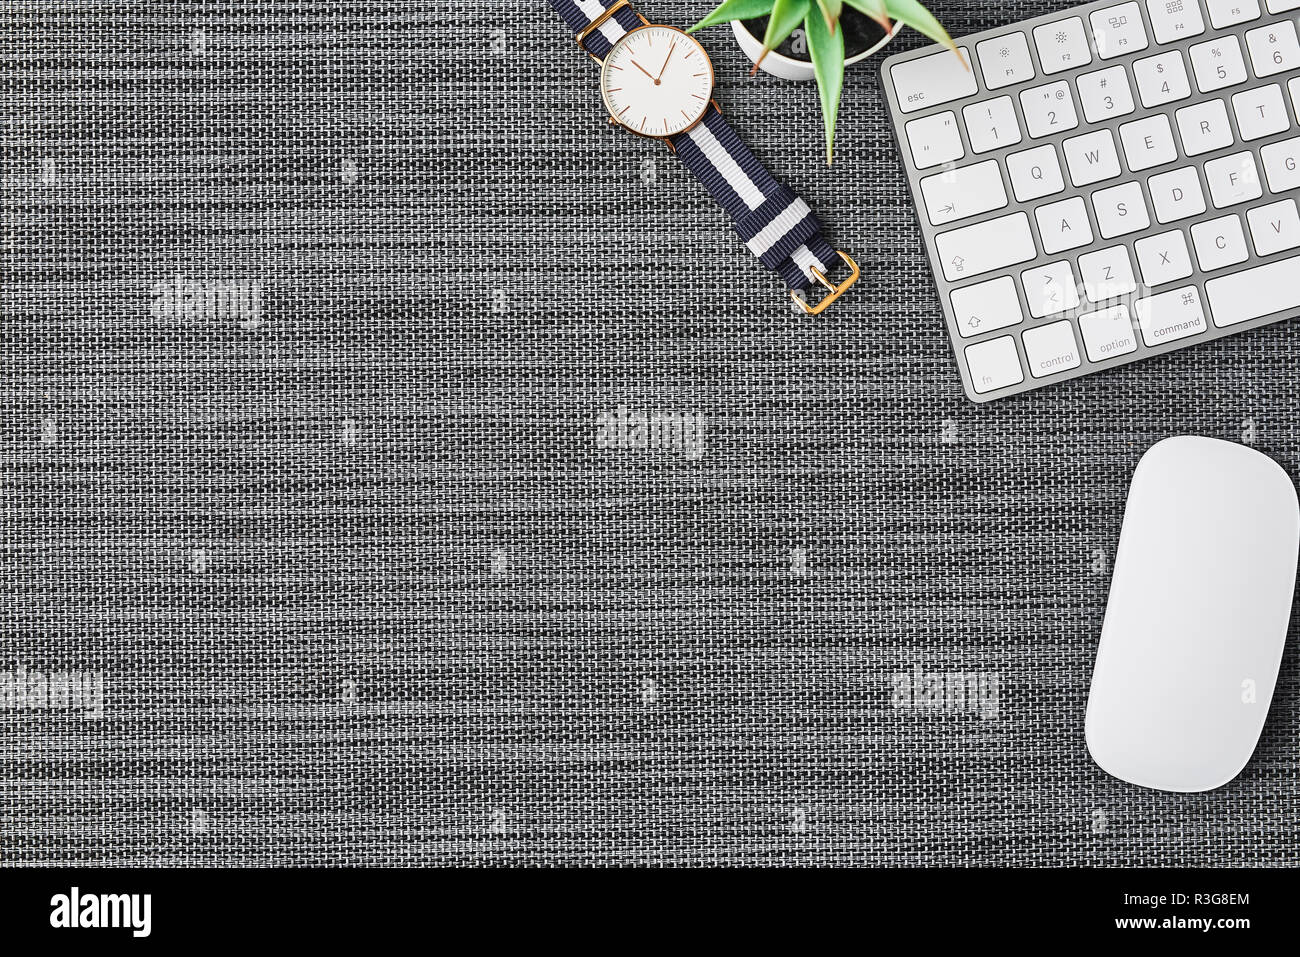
[880,0,1300,402]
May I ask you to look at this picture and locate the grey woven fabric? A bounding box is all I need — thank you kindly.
[2,0,1298,866]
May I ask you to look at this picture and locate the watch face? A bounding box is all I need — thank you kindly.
[600,26,714,138]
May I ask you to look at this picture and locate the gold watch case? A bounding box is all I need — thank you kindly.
[598,24,716,139]
[575,2,715,141]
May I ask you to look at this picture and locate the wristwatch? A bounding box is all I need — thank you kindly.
[547,0,859,314]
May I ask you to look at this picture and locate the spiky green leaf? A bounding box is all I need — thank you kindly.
[756,0,811,70]
[813,0,843,32]
[688,0,779,32]
[805,6,844,164]
[841,0,891,31]
[877,0,964,63]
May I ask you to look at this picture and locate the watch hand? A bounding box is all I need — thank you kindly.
[655,42,676,81]
[630,59,656,82]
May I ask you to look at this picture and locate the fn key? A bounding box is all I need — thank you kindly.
[964,336,1025,394]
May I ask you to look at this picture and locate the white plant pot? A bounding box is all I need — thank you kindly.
[730,16,901,81]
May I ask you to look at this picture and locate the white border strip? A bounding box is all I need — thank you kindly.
[745,198,813,257]
[576,0,628,45]
[686,122,766,211]
[790,244,827,281]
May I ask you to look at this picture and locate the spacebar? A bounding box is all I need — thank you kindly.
[1206,256,1300,327]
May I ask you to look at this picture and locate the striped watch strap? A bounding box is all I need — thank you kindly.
[550,0,647,59]
[669,104,841,293]
[548,0,851,299]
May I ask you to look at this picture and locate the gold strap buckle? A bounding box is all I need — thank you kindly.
[792,250,860,315]
[575,0,647,62]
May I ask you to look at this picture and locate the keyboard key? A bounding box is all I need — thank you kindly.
[1205,254,1300,325]
[976,32,1036,90]
[1133,50,1192,107]
[1091,3,1150,59]
[1203,0,1261,26]
[1022,260,1082,317]
[1135,285,1208,345]
[1020,81,1080,138]
[891,47,976,113]
[1023,320,1083,376]
[965,336,1024,394]
[1232,84,1290,140]
[963,97,1023,153]
[1006,144,1066,200]
[1245,21,1300,77]
[905,111,964,169]
[1260,136,1300,191]
[1092,181,1151,237]
[1247,198,1300,255]
[1080,245,1139,300]
[1079,305,1139,361]
[1119,114,1179,170]
[1146,0,1206,44]
[1204,150,1263,207]
[881,1,1300,402]
[1033,17,1093,74]
[935,212,1037,281]
[1149,0,1206,42]
[1136,229,1195,285]
[1189,36,1248,92]
[919,160,1009,225]
[1063,129,1122,185]
[1191,214,1250,269]
[1175,99,1234,155]
[951,275,1024,337]
[1149,166,1207,222]
[1036,196,1094,253]
[1077,66,1137,122]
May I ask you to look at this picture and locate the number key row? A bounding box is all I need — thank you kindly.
[908,72,1298,181]
[901,17,1300,169]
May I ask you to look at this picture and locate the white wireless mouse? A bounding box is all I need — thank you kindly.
[1086,436,1299,793]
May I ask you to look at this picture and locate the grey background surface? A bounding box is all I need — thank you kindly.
[2,0,1297,866]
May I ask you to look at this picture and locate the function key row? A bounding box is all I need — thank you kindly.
[905,24,1300,168]
[892,0,1300,114]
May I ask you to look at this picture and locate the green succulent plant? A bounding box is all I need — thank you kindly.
[689,0,964,164]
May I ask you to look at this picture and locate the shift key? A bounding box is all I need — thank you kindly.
[935,212,1037,282]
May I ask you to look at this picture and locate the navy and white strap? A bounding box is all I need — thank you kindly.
[548,0,845,294]
[669,104,841,293]
[550,0,647,59]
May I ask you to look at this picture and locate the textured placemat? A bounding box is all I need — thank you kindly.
[2,0,1298,866]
